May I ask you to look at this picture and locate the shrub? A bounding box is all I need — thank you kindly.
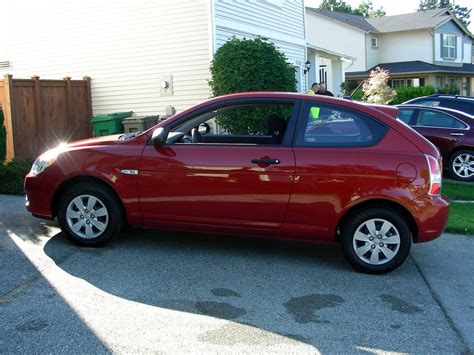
[390,85,436,105]
[0,158,31,194]
[362,67,397,104]
[0,108,6,163]
[209,37,297,134]
[437,85,460,95]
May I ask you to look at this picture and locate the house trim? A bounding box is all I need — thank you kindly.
[306,43,355,61]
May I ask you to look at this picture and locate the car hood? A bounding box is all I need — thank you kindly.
[66,134,123,148]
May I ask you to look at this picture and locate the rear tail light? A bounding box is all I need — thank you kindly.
[425,155,442,196]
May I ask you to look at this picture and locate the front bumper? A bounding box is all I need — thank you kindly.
[405,193,450,243]
[24,172,55,219]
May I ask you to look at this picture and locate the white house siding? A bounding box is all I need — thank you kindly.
[214,0,307,92]
[1,0,211,116]
[305,13,367,72]
[377,30,433,65]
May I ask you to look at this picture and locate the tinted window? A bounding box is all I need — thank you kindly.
[442,99,474,115]
[413,99,441,107]
[397,108,415,124]
[416,110,468,129]
[296,104,387,147]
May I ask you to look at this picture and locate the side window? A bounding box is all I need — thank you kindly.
[397,109,415,125]
[443,100,474,115]
[416,110,467,129]
[296,104,388,147]
[171,103,294,145]
[415,99,441,107]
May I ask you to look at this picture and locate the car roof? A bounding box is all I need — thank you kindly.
[407,95,474,103]
[397,104,474,119]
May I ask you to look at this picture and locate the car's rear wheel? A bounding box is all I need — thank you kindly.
[57,182,123,246]
[448,150,474,182]
[341,208,412,274]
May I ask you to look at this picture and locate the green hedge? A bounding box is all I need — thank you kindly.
[209,37,297,134]
[0,159,31,194]
[390,86,436,105]
[0,108,6,163]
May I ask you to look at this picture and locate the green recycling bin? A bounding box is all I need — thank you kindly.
[91,111,133,136]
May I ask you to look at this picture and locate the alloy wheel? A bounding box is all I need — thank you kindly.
[452,153,474,179]
[352,218,401,265]
[66,194,109,239]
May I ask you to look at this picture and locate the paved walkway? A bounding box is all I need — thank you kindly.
[0,194,472,353]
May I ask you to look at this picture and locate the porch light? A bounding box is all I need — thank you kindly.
[304,60,311,74]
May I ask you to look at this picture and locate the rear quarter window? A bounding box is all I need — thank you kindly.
[443,100,474,115]
[296,104,388,147]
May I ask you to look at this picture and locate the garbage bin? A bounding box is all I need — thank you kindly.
[122,115,159,133]
[92,111,133,136]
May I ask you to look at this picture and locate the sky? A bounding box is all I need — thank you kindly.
[304,0,474,32]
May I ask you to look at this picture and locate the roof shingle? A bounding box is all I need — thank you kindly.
[307,7,460,34]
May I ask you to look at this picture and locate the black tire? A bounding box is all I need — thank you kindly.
[340,207,412,274]
[448,149,474,182]
[57,182,123,246]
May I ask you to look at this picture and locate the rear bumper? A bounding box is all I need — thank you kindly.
[24,173,55,219]
[405,194,449,243]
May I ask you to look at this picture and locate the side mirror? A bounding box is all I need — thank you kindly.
[151,127,169,147]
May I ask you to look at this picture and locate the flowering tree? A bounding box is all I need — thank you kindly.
[362,67,397,104]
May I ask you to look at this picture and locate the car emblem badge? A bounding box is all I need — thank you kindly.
[120,169,139,175]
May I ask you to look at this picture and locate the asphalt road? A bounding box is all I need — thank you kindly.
[1,194,473,354]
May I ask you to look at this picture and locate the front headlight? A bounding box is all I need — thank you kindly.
[30,144,67,176]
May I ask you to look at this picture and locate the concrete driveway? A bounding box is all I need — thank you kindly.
[1,194,473,354]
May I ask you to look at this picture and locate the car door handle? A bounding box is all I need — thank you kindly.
[251,158,280,165]
[450,133,464,136]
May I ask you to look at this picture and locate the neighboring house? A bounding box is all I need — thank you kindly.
[307,8,474,96]
[0,0,306,116]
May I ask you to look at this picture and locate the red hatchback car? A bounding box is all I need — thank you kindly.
[25,93,449,274]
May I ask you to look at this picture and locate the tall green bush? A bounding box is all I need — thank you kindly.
[390,85,436,104]
[0,108,6,163]
[209,37,297,134]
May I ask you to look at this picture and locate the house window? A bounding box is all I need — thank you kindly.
[371,37,378,48]
[391,78,421,88]
[442,34,456,59]
[392,79,405,88]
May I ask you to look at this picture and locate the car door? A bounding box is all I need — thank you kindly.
[138,99,298,229]
[285,100,391,241]
[410,108,468,159]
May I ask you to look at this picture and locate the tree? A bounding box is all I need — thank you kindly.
[362,67,397,104]
[320,0,385,18]
[354,0,386,18]
[209,37,297,134]
[319,0,353,14]
[417,0,471,27]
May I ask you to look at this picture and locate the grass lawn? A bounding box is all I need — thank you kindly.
[445,203,474,235]
[442,179,474,235]
[442,179,474,201]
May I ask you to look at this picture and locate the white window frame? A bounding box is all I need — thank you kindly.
[442,34,456,60]
[371,37,378,48]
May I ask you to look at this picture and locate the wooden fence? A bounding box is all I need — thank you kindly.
[0,75,92,161]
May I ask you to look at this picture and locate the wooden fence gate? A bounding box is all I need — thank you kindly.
[0,75,92,161]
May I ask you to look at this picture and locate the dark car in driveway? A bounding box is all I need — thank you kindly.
[404,94,474,115]
[24,92,449,274]
[397,104,474,181]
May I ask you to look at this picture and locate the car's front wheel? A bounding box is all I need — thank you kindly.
[448,149,474,182]
[341,208,412,274]
[57,182,123,246]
